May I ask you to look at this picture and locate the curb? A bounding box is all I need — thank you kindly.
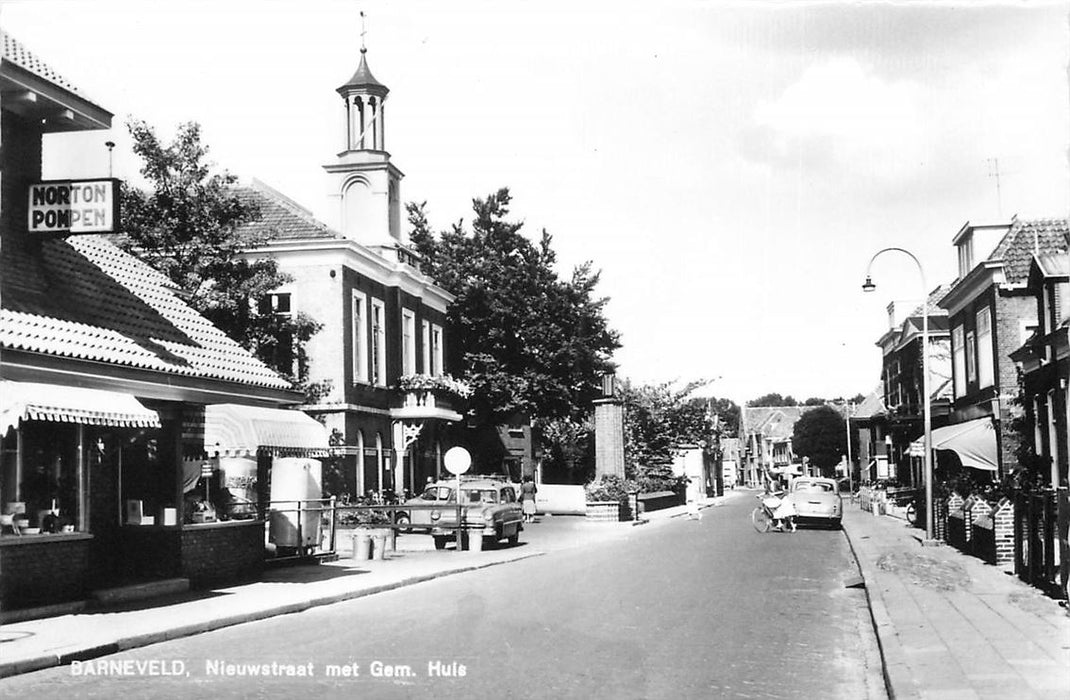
[841,513,911,700]
[0,550,545,679]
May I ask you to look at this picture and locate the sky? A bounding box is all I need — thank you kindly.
[3,0,1068,406]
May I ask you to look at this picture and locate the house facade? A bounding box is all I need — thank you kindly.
[1010,251,1069,489]
[0,31,326,611]
[873,290,952,487]
[938,218,1070,479]
[237,45,462,500]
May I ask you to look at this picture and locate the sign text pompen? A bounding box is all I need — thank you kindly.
[27,179,120,234]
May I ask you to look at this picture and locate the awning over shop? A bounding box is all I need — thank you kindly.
[910,417,998,471]
[0,380,161,435]
[204,404,329,457]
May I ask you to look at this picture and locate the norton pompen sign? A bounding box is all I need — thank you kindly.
[27,179,120,234]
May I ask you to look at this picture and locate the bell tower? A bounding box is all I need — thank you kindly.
[324,13,405,254]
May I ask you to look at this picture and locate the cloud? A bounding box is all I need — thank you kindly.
[746,57,928,183]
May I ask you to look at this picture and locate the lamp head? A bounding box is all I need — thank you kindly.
[862,276,876,293]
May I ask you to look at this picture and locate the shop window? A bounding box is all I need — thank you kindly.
[1,423,81,534]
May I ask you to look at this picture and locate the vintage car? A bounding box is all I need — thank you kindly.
[404,478,523,549]
[788,477,842,528]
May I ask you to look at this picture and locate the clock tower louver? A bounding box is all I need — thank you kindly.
[324,42,406,258]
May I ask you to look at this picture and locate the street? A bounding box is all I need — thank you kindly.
[2,494,884,699]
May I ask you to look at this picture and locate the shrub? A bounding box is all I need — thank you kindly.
[584,474,636,503]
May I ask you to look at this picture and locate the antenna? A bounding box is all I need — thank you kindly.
[986,157,1003,218]
[360,10,367,53]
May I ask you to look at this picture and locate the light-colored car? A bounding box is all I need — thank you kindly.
[405,478,524,549]
[788,477,842,528]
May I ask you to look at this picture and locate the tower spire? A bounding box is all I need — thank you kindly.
[360,10,367,54]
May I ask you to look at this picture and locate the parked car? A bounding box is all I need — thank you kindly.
[788,477,842,528]
[405,478,524,549]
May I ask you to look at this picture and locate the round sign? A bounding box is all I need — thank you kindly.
[443,446,472,475]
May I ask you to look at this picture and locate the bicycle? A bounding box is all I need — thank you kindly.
[752,495,796,533]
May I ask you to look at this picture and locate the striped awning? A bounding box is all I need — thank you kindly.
[0,380,161,435]
[204,403,329,457]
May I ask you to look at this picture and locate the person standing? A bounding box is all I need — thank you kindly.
[520,476,538,523]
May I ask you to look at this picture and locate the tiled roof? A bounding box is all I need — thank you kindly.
[989,218,1069,284]
[853,386,887,419]
[1,235,292,391]
[741,406,806,439]
[234,182,340,242]
[1,30,80,93]
[910,283,953,318]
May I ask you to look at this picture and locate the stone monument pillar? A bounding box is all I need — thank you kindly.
[594,373,625,479]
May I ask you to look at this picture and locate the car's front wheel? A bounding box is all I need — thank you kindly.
[433,535,448,550]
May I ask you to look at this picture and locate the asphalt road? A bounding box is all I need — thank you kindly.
[3,493,885,699]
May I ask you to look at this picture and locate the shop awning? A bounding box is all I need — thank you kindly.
[0,380,160,435]
[910,418,998,471]
[204,404,329,457]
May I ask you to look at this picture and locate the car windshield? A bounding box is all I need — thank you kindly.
[418,486,451,501]
[461,489,498,504]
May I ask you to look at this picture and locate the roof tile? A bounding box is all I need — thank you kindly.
[1,235,292,390]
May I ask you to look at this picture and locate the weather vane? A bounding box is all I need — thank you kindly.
[360,10,367,53]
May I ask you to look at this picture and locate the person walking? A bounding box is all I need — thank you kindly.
[520,476,538,524]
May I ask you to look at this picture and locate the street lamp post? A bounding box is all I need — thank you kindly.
[863,247,934,541]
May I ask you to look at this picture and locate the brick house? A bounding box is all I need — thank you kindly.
[872,287,953,486]
[739,406,806,485]
[937,217,1070,478]
[235,45,462,500]
[1009,251,1069,488]
[0,31,325,610]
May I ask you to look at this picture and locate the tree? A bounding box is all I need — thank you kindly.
[117,120,322,394]
[791,406,847,476]
[803,397,826,406]
[407,190,620,426]
[621,380,711,491]
[748,393,798,407]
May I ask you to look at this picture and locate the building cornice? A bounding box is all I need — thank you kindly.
[248,239,454,312]
[938,261,1004,317]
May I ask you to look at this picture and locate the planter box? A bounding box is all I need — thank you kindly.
[585,501,622,522]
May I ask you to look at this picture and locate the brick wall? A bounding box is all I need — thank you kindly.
[180,521,264,587]
[0,536,92,609]
[594,399,625,478]
[993,498,1015,567]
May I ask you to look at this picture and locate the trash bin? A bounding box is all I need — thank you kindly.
[467,528,483,552]
[351,531,372,560]
[372,533,387,560]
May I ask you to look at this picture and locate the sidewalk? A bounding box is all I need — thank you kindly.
[0,500,708,680]
[842,505,1070,700]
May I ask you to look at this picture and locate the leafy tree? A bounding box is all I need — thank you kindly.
[803,397,826,406]
[537,416,595,485]
[747,392,798,407]
[407,190,620,426]
[117,119,321,393]
[849,393,866,404]
[621,379,711,491]
[791,405,847,476]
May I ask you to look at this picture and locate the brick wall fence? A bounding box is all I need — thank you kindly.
[0,535,92,609]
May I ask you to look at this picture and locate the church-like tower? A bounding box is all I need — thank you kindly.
[324,41,405,255]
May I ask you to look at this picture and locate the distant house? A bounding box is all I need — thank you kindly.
[739,406,807,485]
[848,386,888,484]
[938,217,1070,478]
[1009,251,1069,489]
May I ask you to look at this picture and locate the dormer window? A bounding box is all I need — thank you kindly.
[957,236,974,278]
